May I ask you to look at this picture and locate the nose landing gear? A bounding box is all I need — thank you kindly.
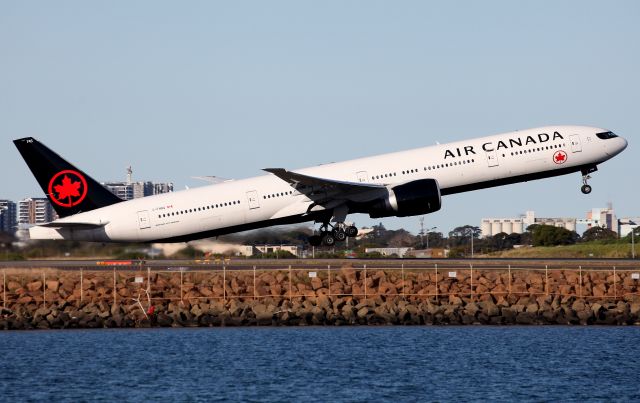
[580,166,597,194]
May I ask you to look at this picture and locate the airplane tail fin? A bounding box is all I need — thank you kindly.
[13,137,123,218]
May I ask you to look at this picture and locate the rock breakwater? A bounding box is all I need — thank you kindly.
[1,266,639,329]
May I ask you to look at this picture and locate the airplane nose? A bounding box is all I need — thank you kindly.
[606,136,628,156]
[621,137,629,151]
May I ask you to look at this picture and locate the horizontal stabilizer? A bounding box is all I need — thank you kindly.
[39,221,109,229]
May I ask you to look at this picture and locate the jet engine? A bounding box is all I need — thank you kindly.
[368,179,441,218]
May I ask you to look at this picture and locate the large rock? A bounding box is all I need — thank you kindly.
[526,303,539,314]
[46,280,60,292]
[356,306,370,319]
[7,281,21,291]
[310,277,323,291]
[448,295,463,306]
[515,311,536,324]
[464,302,480,316]
[252,303,274,325]
[16,296,33,304]
[576,309,593,325]
[480,300,500,317]
[27,281,43,292]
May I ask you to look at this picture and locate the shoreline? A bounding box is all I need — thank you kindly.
[2,265,639,329]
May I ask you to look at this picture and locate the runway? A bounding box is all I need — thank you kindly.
[1,257,638,271]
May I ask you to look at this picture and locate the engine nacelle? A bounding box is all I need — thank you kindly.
[369,179,442,218]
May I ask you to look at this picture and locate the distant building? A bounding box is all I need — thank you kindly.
[101,166,173,201]
[365,247,412,257]
[18,198,57,225]
[0,200,17,233]
[578,206,618,234]
[406,248,449,258]
[152,182,174,195]
[254,245,301,257]
[481,211,576,238]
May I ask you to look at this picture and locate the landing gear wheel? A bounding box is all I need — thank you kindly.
[580,166,596,195]
[345,226,358,237]
[322,232,336,246]
[333,229,347,242]
[308,235,322,247]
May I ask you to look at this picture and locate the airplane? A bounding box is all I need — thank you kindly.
[13,125,627,246]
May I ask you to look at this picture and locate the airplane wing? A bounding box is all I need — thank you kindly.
[264,168,388,220]
[191,176,234,184]
[263,168,384,193]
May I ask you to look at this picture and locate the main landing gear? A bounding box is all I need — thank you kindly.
[308,222,358,246]
[580,166,597,194]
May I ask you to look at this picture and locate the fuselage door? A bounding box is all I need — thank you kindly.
[486,150,499,167]
[246,190,260,209]
[356,171,368,183]
[137,210,151,229]
[570,135,582,152]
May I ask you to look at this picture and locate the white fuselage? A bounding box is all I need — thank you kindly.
[30,125,627,242]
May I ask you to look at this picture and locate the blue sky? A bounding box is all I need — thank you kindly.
[1,1,638,235]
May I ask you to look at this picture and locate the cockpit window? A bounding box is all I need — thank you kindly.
[596,131,618,140]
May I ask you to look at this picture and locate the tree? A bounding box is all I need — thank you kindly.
[449,225,481,239]
[448,225,480,248]
[490,232,510,250]
[531,225,579,246]
[424,231,445,248]
[387,230,416,247]
[581,226,618,242]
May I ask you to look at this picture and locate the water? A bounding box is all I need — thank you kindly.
[1,327,639,402]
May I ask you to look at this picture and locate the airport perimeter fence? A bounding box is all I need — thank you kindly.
[2,263,640,309]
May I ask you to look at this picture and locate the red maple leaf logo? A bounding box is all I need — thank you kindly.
[54,175,82,200]
[553,150,567,164]
[47,170,88,208]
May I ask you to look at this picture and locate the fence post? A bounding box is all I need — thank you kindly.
[545,265,549,296]
[613,266,616,299]
[180,269,184,303]
[579,266,582,298]
[113,268,117,306]
[3,269,5,309]
[147,267,151,295]
[43,271,46,308]
[364,264,367,299]
[80,268,83,304]
[401,263,405,300]
[288,265,292,303]
[470,264,473,301]
[327,265,331,297]
[435,264,438,302]
[253,265,256,300]
[508,265,512,296]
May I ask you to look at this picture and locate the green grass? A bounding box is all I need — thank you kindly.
[489,242,636,258]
